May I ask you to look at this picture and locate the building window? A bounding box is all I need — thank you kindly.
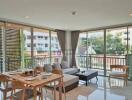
[45,44,48,47]
[27,35,31,39]
[38,43,43,46]
[51,37,54,40]
[33,36,36,39]
[33,44,36,47]
[55,44,59,49]
[27,44,31,47]
[44,36,48,40]
[38,36,43,39]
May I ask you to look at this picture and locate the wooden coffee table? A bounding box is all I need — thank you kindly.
[76,70,98,86]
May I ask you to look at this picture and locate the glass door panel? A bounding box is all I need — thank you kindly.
[87,30,104,75]
[33,28,50,66]
[5,23,22,71]
[51,31,62,64]
[0,22,4,72]
[106,27,127,75]
[76,32,87,68]
[22,27,31,68]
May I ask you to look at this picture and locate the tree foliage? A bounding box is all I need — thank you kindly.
[78,32,126,55]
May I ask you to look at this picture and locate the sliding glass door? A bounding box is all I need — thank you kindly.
[76,28,131,76]
[76,32,87,68]
[51,31,62,64]
[128,27,132,54]
[76,30,104,75]
[5,23,21,71]
[106,27,127,75]
[33,28,50,66]
[0,22,4,72]
[87,30,104,75]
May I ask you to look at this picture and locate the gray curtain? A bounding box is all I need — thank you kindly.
[71,31,80,67]
[56,30,66,59]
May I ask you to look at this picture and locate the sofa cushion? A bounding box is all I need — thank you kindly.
[62,68,79,75]
[44,64,52,72]
[63,74,79,87]
[61,61,69,69]
[45,74,79,89]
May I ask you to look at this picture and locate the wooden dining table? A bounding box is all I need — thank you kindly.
[2,71,63,100]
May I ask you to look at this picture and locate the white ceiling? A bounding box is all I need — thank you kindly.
[0,0,132,30]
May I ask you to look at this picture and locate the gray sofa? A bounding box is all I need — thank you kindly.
[52,61,79,75]
[62,68,79,75]
[43,63,80,92]
[43,63,79,75]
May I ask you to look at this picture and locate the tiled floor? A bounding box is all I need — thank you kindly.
[0,76,132,100]
[77,76,131,100]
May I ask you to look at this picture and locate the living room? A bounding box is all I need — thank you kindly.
[0,0,132,100]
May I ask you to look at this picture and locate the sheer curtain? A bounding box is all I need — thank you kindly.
[71,31,80,67]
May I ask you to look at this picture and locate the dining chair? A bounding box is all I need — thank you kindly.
[109,65,128,87]
[45,69,66,100]
[0,74,12,100]
[34,66,44,74]
[11,80,43,100]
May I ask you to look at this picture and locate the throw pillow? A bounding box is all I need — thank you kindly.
[44,64,52,72]
[61,61,69,69]
[52,63,61,70]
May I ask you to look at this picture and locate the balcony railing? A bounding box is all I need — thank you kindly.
[0,54,126,72]
[0,57,3,72]
[0,55,63,72]
[76,54,126,71]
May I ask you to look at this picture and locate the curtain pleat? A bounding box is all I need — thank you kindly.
[56,30,66,60]
[71,31,80,67]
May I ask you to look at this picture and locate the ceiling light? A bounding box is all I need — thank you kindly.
[24,16,30,19]
[129,13,132,16]
[72,11,76,15]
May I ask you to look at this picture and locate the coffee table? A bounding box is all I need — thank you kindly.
[76,70,98,86]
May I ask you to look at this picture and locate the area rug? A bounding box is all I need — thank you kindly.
[66,85,96,100]
[11,85,96,100]
[54,85,96,100]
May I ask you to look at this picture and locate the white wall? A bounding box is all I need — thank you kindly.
[65,31,71,66]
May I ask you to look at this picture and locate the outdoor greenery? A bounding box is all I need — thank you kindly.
[78,32,129,55]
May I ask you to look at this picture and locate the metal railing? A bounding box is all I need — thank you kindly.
[0,54,126,72]
[76,54,126,71]
[0,55,63,72]
[0,57,3,72]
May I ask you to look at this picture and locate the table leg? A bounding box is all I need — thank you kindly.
[54,82,56,100]
[96,76,98,81]
[86,79,88,86]
[33,87,37,100]
[59,79,62,100]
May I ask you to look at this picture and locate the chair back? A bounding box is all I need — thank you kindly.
[110,65,128,73]
[0,74,9,82]
[0,74,11,90]
[34,66,44,74]
[12,80,26,90]
[52,69,63,75]
[52,69,63,84]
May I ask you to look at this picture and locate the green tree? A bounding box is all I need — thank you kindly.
[106,32,125,54]
[77,32,126,55]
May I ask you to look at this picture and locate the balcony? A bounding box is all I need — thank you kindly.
[0,54,127,76]
[76,54,126,75]
[76,54,126,69]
